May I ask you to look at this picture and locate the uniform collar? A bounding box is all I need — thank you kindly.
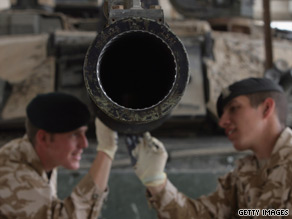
[265,127,292,170]
[271,127,292,156]
[17,135,57,183]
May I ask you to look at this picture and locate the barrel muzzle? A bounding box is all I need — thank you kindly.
[84,17,189,134]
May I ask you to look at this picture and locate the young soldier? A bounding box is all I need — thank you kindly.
[0,92,117,218]
[128,77,292,218]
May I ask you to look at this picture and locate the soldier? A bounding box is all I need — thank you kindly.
[127,77,292,218]
[0,92,117,218]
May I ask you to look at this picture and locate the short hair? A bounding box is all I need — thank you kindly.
[25,118,56,145]
[25,118,40,145]
[246,91,288,126]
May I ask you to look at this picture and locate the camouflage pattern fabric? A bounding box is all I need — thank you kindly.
[0,135,108,218]
[148,127,292,219]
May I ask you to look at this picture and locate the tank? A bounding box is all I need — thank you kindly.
[3,0,287,133]
[0,0,204,133]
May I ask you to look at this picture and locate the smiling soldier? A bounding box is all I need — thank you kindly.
[0,92,118,219]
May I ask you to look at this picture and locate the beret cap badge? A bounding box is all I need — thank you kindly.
[221,87,231,99]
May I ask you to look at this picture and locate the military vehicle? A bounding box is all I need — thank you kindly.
[1,0,292,132]
[0,0,239,134]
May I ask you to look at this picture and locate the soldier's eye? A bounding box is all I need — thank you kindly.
[229,105,239,113]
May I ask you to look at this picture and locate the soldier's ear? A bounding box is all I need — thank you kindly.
[262,97,275,119]
[35,129,50,146]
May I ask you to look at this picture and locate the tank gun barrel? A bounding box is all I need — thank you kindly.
[83,0,189,134]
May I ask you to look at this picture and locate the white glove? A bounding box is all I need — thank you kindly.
[131,132,168,187]
[95,117,118,160]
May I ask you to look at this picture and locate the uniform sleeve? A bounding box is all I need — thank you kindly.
[56,173,108,219]
[147,171,238,219]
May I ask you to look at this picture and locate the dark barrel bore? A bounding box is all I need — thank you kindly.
[98,31,176,109]
[84,18,189,134]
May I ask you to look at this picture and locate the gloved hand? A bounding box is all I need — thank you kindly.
[95,117,118,160]
[127,132,168,187]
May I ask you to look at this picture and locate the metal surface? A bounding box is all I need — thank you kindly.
[106,0,164,24]
[0,11,66,35]
[11,0,55,11]
[263,0,273,71]
[168,0,242,19]
[84,17,189,134]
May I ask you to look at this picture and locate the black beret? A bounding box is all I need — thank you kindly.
[26,92,91,133]
[216,77,284,118]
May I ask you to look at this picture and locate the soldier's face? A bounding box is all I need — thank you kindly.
[218,95,265,151]
[47,126,89,170]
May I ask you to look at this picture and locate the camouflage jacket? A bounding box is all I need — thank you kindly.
[148,127,292,219]
[0,135,108,219]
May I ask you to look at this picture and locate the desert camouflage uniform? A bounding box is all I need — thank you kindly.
[0,135,108,219]
[148,127,292,219]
